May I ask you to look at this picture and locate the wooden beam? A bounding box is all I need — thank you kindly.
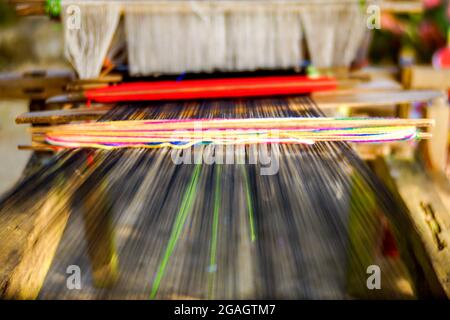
[422,95,450,173]
[16,107,110,124]
[0,186,70,298]
[313,90,444,109]
[0,174,78,299]
[373,157,450,298]
[0,155,103,299]
[403,66,450,90]
[0,70,74,100]
[379,1,423,14]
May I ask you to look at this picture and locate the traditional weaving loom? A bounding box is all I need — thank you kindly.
[0,0,449,300]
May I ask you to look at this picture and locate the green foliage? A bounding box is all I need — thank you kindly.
[370,3,450,64]
[46,0,61,18]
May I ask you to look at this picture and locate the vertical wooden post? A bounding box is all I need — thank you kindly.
[422,94,449,173]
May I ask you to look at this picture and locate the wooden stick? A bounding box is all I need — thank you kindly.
[61,0,423,14]
[313,90,444,109]
[30,117,434,134]
[16,106,111,124]
[18,144,59,152]
[9,0,423,17]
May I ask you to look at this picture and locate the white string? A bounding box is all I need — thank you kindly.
[125,2,303,75]
[62,0,366,77]
[62,1,121,79]
[301,2,365,68]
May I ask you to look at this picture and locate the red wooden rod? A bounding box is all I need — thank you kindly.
[85,75,337,103]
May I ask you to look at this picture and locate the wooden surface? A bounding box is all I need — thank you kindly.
[403,66,450,90]
[0,155,101,299]
[0,173,74,299]
[0,182,71,299]
[374,157,450,298]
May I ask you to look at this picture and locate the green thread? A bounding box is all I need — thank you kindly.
[150,164,201,299]
[208,165,222,298]
[242,166,256,242]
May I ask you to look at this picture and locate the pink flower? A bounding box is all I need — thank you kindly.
[419,21,445,48]
[381,13,405,35]
[423,0,441,9]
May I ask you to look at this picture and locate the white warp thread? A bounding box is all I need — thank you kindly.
[62,1,121,79]
[301,2,366,68]
[125,4,228,74]
[224,8,302,72]
[62,1,366,78]
[125,4,303,75]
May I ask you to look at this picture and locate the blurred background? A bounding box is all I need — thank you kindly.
[0,1,65,194]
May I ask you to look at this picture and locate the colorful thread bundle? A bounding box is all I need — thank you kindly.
[35,117,432,150]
